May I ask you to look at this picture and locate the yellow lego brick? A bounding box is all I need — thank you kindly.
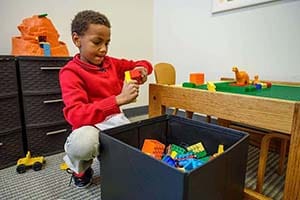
[170,151,178,159]
[125,71,132,83]
[187,142,205,153]
[217,144,224,154]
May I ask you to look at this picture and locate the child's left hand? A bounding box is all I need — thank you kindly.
[133,66,148,84]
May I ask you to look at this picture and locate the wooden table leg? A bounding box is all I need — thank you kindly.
[206,115,211,123]
[217,118,231,127]
[283,103,300,200]
[185,111,193,119]
[277,138,288,175]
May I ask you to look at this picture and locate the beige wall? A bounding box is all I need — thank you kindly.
[0,0,154,108]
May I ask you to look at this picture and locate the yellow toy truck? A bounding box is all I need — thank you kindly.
[16,151,45,174]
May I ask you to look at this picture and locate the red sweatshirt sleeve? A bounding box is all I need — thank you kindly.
[59,67,121,129]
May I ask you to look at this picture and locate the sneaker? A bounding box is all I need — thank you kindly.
[67,167,94,188]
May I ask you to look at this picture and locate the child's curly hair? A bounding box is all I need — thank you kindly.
[71,10,111,36]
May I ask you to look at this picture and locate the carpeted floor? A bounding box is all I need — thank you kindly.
[0,153,101,200]
[0,115,286,200]
[245,145,286,200]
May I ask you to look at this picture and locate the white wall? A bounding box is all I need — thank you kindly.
[0,0,153,108]
[154,0,300,83]
[1,0,299,109]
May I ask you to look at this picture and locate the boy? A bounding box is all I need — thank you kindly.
[59,10,152,188]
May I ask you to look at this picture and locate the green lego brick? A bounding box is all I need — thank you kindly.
[199,156,210,163]
[193,150,207,159]
[195,84,207,89]
[171,144,186,155]
[245,85,257,92]
[182,82,196,88]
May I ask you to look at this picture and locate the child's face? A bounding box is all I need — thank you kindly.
[72,24,111,66]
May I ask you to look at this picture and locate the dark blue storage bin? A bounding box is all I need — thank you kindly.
[100,115,249,200]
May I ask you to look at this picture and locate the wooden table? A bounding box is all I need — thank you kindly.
[148,83,300,200]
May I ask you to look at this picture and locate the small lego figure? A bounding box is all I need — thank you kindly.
[207,82,216,92]
[253,75,260,85]
[39,42,51,56]
[213,144,224,157]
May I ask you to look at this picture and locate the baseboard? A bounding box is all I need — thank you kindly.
[123,105,148,118]
[123,106,216,123]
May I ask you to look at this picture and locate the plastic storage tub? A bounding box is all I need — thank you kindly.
[100,115,249,200]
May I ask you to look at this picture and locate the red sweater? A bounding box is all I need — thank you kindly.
[59,54,152,129]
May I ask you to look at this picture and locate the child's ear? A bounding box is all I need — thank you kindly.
[72,32,81,47]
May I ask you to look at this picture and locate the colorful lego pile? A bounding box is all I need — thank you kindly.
[141,139,224,172]
[182,66,273,93]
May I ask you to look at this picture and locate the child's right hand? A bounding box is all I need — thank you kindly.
[116,80,139,105]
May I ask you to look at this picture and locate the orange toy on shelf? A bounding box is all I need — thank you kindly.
[11,13,69,56]
[232,66,250,86]
[190,73,205,85]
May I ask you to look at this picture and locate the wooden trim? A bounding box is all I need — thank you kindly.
[244,188,272,200]
[149,84,295,134]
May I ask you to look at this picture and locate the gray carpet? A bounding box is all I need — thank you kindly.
[0,153,101,200]
[0,115,286,200]
[245,145,286,199]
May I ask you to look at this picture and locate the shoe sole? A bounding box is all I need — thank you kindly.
[74,169,94,189]
[74,181,92,189]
